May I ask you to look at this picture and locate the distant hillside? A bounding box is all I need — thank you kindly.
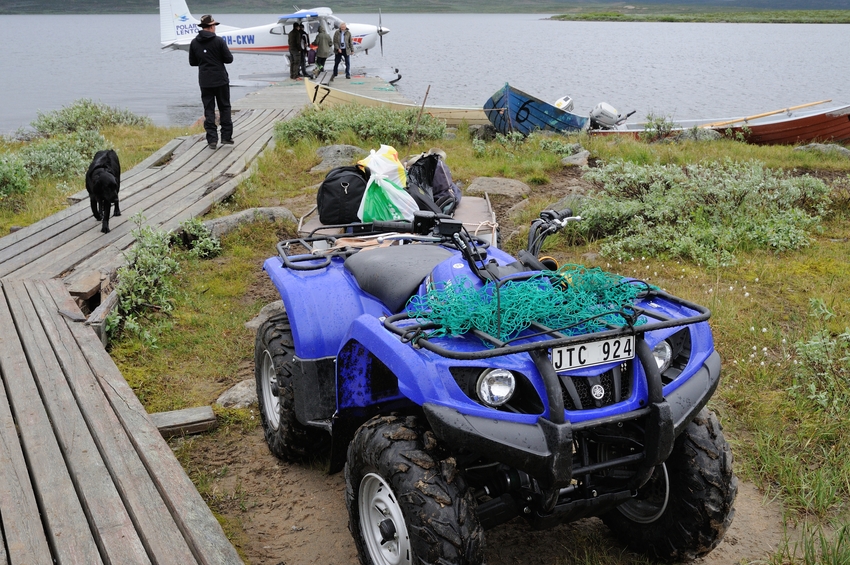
[3,0,850,14]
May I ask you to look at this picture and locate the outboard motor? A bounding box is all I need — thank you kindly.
[589,102,636,130]
[554,95,574,112]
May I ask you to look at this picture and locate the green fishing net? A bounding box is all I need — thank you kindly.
[406,264,652,343]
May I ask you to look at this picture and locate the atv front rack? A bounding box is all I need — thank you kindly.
[382,287,710,361]
[388,287,712,472]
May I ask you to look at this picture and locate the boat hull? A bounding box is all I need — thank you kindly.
[484,83,589,135]
[592,103,850,145]
[303,77,490,126]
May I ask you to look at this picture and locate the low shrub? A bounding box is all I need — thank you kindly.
[0,153,30,199]
[19,130,108,177]
[274,104,445,146]
[31,98,152,135]
[176,218,222,259]
[578,159,831,266]
[107,214,180,345]
[639,112,677,142]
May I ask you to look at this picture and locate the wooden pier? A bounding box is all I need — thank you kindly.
[0,278,242,564]
[0,107,288,303]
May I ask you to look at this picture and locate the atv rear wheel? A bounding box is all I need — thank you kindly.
[254,312,328,461]
[345,415,484,565]
[602,408,737,562]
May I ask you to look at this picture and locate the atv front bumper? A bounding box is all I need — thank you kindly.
[423,350,721,490]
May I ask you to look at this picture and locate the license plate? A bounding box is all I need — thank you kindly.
[551,336,635,371]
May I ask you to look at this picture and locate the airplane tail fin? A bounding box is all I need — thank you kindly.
[159,0,199,49]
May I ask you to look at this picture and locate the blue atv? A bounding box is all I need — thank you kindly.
[255,209,737,564]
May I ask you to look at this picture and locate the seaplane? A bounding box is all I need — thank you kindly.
[159,0,389,60]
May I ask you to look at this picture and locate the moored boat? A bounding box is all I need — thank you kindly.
[484,83,589,135]
[303,77,491,126]
[592,100,850,145]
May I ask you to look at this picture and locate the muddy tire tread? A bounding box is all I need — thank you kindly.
[346,415,485,565]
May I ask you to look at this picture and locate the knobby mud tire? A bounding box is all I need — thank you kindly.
[602,408,738,562]
[345,415,485,565]
[254,312,328,462]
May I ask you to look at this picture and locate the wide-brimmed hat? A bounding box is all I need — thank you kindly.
[199,15,220,28]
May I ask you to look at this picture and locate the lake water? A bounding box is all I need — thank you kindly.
[1,12,848,135]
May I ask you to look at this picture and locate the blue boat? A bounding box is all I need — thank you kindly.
[484,83,590,135]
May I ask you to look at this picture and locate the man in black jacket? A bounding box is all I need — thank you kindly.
[288,23,302,80]
[189,15,234,150]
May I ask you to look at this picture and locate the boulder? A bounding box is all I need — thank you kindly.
[469,124,497,141]
[794,143,850,159]
[202,207,296,239]
[561,150,591,167]
[216,379,257,409]
[310,144,368,173]
[467,177,530,197]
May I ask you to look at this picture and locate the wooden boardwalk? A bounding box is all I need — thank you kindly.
[0,278,242,564]
[0,106,289,302]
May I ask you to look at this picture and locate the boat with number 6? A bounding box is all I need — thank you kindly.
[484,83,590,136]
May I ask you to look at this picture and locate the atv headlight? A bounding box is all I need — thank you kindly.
[652,340,673,374]
[476,369,516,407]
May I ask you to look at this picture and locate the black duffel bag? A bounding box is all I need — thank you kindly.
[316,165,370,225]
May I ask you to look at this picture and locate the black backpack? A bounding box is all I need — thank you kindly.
[317,165,370,225]
[406,154,461,216]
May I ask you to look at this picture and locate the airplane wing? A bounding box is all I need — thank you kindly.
[277,12,320,25]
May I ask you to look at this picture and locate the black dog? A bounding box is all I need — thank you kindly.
[85,149,121,233]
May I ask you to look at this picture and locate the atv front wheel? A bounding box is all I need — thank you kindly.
[345,415,484,565]
[254,312,328,461]
[602,408,737,562]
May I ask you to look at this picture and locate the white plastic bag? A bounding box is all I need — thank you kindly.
[357,174,419,222]
[357,145,407,188]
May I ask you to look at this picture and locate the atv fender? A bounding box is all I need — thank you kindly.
[263,257,385,359]
[336,314,440,408]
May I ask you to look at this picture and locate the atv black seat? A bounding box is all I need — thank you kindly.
[344,244,455,313]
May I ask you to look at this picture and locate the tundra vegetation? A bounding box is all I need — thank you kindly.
[3,100,850,563]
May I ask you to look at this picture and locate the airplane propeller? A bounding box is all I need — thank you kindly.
[379,9,384,56]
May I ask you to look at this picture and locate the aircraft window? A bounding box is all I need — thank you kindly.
[271,25,283,35]
[327,15,342,29]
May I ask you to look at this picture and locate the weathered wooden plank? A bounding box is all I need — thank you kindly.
[61,246,126,294]
[0,108,260,259]
[5,280,150,565]
[149,406,218,439]
[52,279,243,565]
[0,281,103,565]
[0,138,210,265]
[86,288,118,346]
[18,174,218,281]
[6,169,206,280]
[34,280,199,565]
[0,146,210,270]
[67,137,189,204]
[192,109,280,180]
[224,116,281,177]
[0,286,53,565]
[0,111,278,278]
